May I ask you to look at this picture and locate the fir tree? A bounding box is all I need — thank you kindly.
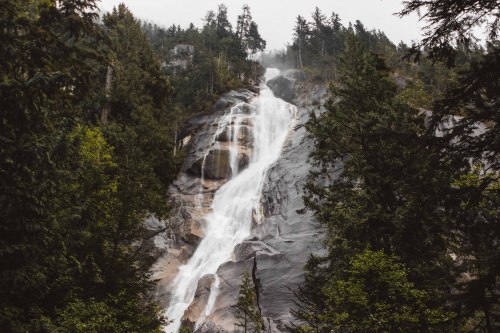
[234,270,264,333]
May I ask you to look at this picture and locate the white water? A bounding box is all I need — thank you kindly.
[164,68,295,333]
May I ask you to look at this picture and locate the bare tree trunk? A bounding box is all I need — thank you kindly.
[100,65,113,124]
[298,40,304,69]
[173,120,178,157]
[485,303,492,333]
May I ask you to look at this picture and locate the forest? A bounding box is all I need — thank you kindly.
[0,0,499,332]
[0,1,264,331]
[282,2,500,332]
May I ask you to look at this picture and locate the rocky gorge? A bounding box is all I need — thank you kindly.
[149,69,329,333]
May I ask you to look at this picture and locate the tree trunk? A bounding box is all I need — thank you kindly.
[485,303,492,333]
[298,40,304,69]
[100,65,113,124]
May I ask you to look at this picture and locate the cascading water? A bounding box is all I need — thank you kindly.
[164,68,296,333]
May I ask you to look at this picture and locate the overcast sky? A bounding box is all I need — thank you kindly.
[98,0,425,50]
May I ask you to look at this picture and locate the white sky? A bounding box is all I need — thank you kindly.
[97,0,425,50]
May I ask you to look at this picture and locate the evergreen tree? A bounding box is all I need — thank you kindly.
[0,1,101,330]
[288,255,330,333]
[234,270,264,333]
[323,250,451,333]
[294,33,455,332]
[400,1,500,330]
[0,2,174,331]
[236,5,252,44]
[246,21,266,55]
[293,15,309,69]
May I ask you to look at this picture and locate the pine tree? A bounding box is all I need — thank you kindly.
[294,33,456,332]
[234,270,264,333]
[293,15,309,69]
[400,1,500,330]
[246,21,266,55]
[323,250,452,333]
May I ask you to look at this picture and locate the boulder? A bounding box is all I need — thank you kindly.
[266,69,308,103]
[173,44,195,56]
[213,90,255,112]
[232,103,253,115]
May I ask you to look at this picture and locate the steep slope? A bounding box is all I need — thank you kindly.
[151,69,328,333]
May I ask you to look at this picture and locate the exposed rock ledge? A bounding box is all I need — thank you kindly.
[265,69,309,103]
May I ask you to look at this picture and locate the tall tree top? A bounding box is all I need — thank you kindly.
[399,0,500,61]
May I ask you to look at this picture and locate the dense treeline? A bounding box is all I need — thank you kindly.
[0,1,264,332]
[262,6,486,107]
[290,1,499,332]
[142,4,265,118]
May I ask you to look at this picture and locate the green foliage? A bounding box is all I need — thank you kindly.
[1,0,263,330]
[294,1,500,332]
[324,250,451,333]
[142,4,265,118]
[397,79,433,109]
[399,0,499,63]
[288,255,330,333]
[400,2,500,330]
[0,2,182,331]
[54,293,164,333]
[292,33,456,333]
[234,270,264,333]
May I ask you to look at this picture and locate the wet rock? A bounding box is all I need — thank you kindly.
[189,149,250,179]
[203,149,232,179]
[238,153,250,172]
[196,321,228,333]
[216,129,230,142]
[182,274,216,330]
[151,87,261,322]
[266,69,308,103]
[197,259,255,332]
[232,103,253,115]
[188,149,231,179]
[213,90,255,112]
[199,83,329,332]
[215,126,253,148]
[234,241,281,260]
[240,118,253,127]
[238,126,254,147]
[152,76,329,332]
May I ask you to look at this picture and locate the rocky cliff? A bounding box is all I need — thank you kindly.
[151,70,329,333]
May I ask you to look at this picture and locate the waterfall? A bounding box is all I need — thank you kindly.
[164,68,295,333]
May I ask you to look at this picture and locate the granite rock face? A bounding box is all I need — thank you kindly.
[150,88,258,308]
[198,78,329,332]
[265,69,309,103]
[152,73,329,333]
